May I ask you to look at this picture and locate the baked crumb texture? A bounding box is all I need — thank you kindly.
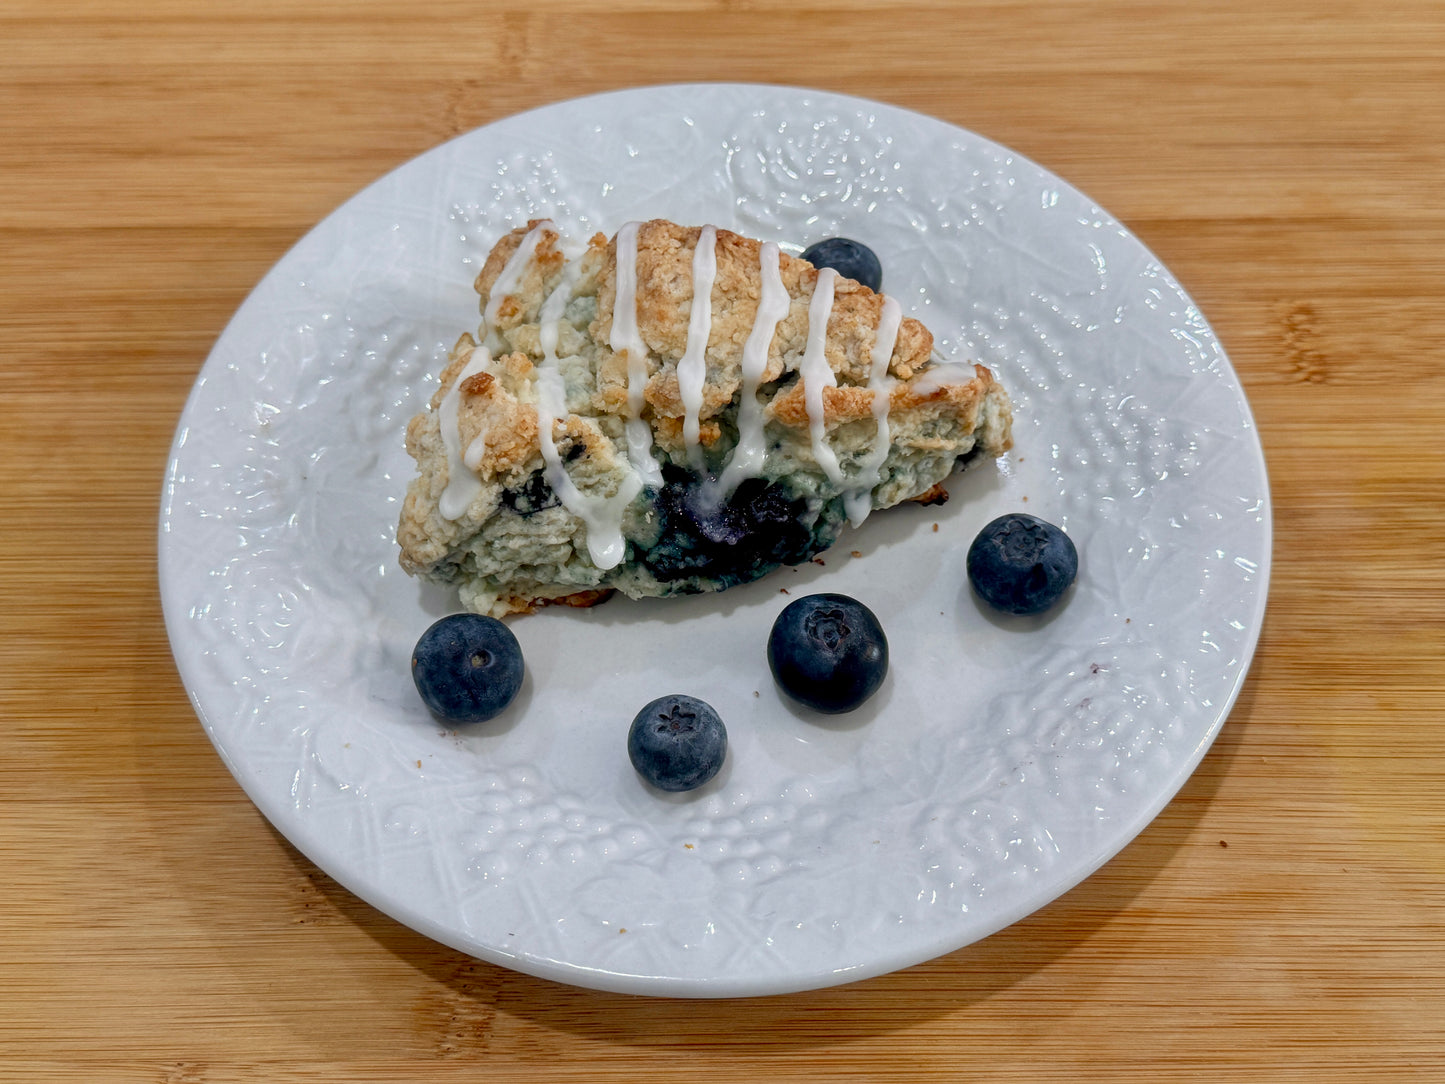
[398,219,1013,616]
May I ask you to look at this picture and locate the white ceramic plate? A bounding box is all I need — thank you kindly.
[159,84,1270,997]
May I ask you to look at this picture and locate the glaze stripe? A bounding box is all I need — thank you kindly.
[608,221,664,487]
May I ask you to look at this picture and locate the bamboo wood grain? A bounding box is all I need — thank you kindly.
[2,1,1442,1080]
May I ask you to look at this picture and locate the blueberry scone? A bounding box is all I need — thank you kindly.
[397,219,1013,617]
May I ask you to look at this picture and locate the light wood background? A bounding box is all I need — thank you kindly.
[3,1,1442,1080]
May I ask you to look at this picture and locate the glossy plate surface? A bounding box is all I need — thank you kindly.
[159,84,1270,997]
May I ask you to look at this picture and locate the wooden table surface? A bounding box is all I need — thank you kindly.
[4,1,1443,1080]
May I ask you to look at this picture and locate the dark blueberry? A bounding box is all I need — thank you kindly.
[679,481,749,547]
[767,593,889,714]
[966,513,1078,615]
[640,466,839,587]
[411,613,524,723]
[734,477,823,566]
[627,694,727,792]
[800,238,883,293]
[500,470,559,516]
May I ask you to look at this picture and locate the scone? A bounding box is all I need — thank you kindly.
[397,219,1013,617]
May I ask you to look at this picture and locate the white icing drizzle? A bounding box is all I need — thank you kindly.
[482,220,554,343]
[440,222,923,548]
[843,295,903,526]
[908,362,978,394]
[437,345,492,520]
[463,431,488,472]
[537,257,580,367]
[607,221,664,487]
[536,259,643,570]
[439,220,554,522]
[799,267,845,486]
[718,240,790,495]
[677,225,718,465]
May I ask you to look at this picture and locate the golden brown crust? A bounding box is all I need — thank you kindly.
[546,588,616,609]
[589,221,938,446]
[472,220,568,332]
[437,219,974,468]
[908,483,950,506]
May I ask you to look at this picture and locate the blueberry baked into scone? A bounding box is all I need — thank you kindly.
[397,219,1013,617]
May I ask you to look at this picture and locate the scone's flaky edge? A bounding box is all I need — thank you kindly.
[397,219,1013,616]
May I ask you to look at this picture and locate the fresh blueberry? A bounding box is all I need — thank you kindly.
[767,593,889,714]
[800,238,883,293]
[966,513,1078,615]
[627,694,728,792]
[411,613,524,723]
